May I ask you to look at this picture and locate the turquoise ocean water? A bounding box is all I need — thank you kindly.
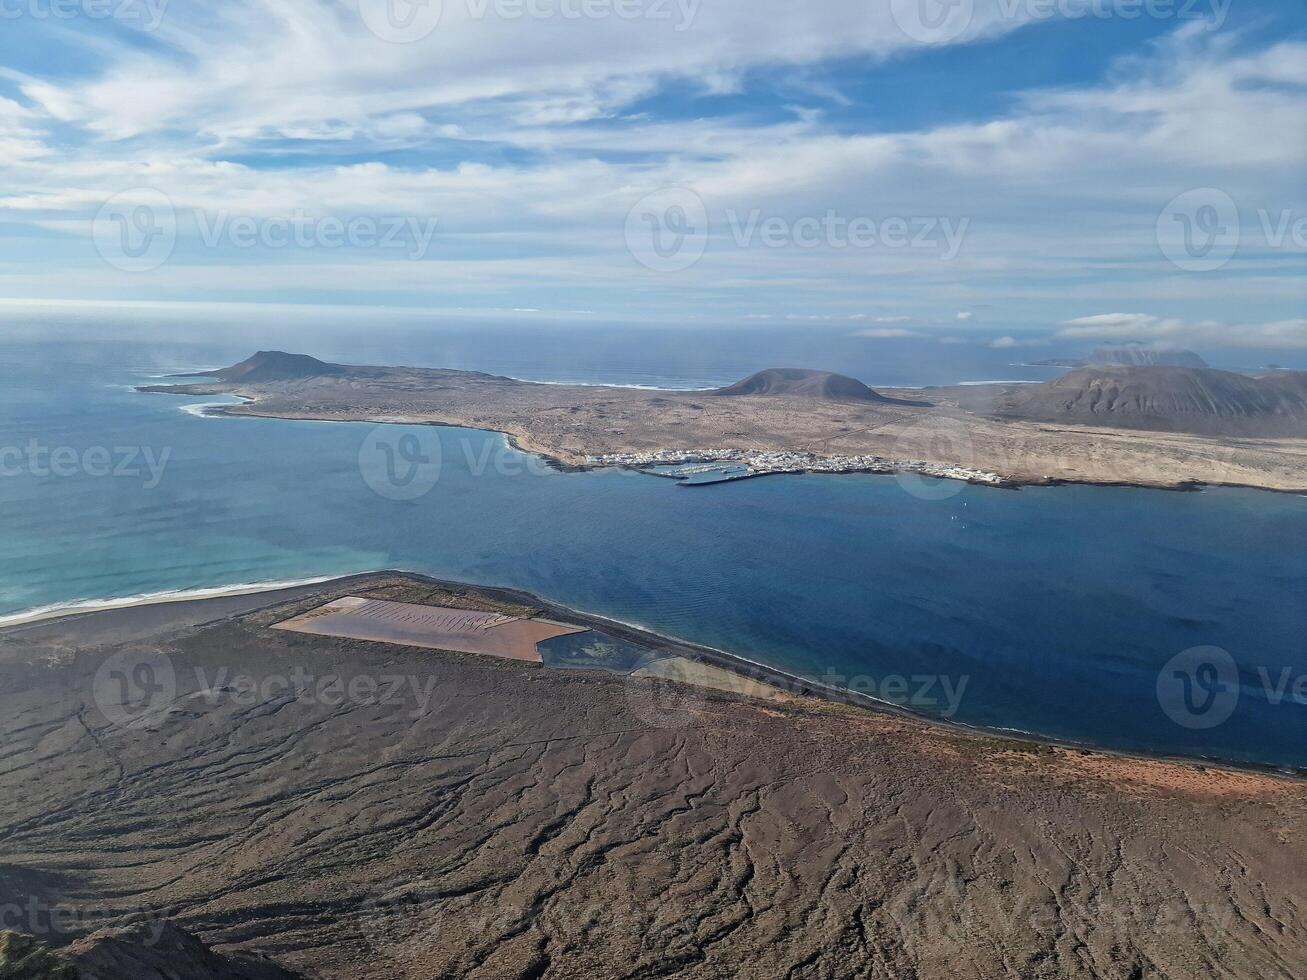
[1,328,1304,769]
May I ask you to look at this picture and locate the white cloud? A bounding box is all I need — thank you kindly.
[852,327,920,339]
[1058,313,1307,350]
[988,335,1048,349]
[19,1,1040,143]
[0,14,1302,336]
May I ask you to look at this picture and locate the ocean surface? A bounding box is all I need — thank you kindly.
[2,321,1305,769]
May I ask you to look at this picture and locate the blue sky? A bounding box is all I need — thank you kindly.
[0,0,1303,351]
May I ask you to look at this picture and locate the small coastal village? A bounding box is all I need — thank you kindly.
[586,448,1007,486]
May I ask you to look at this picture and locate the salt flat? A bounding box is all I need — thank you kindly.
[272,595,586,663]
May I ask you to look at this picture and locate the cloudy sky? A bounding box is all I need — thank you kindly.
[0,0,1303,348]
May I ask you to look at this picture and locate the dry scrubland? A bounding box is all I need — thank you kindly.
[2,574,1305,979]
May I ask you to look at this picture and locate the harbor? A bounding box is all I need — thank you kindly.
[587,448,1007,487]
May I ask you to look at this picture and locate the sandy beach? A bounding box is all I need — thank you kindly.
[0,576,344,629]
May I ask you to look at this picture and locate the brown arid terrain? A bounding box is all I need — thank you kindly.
[975,367,1307,437]
[2,573,1306,979]
[140,353,1307,492]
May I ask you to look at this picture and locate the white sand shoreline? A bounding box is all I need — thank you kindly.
[0,576,344,629]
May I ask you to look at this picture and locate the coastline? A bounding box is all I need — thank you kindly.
[164,395,1307,496]
[10,576,1305,980]
[6,568,1304,781]
[0,575,348,629]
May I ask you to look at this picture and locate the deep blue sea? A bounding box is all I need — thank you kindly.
[2,316,1305,769]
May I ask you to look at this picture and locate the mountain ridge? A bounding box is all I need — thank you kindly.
[712,368,892,402]
[1090,346,1208,369]
[990,366,1307,436]
[204,351,345,384]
